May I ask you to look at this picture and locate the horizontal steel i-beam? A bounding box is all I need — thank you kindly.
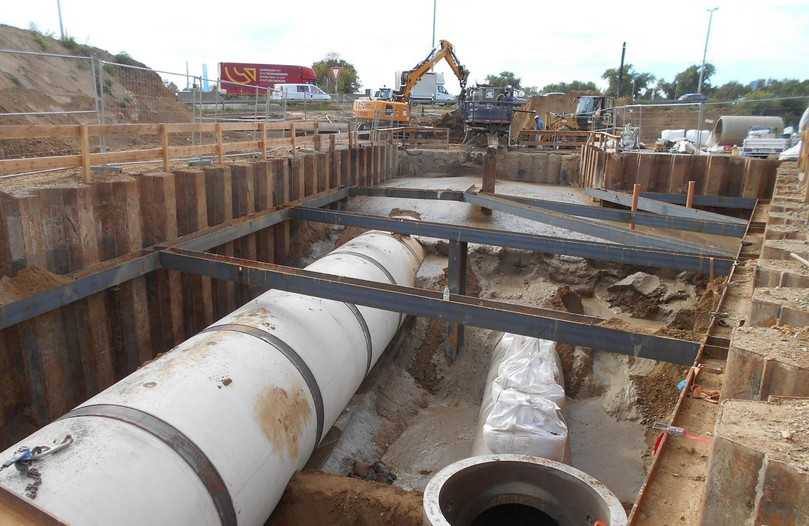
[290,207,735,275]
[585,188,748,225]
[159,248,701,365]
[463,190,734,256]
[349,186,746,237]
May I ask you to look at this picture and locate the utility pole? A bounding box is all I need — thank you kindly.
[432,0,437,50]
[56,0,65,40]
[696,7,718,152]
[697,7,718,95]
[617,42,626,99]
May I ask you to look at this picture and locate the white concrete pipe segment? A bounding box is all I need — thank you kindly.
[0,230,424,525]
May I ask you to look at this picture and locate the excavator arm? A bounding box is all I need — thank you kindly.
[399,39,468,102]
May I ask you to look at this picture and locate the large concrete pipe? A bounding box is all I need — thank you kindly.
[0,231,424,525]
[709,115,785,146]
[423,454,627,526]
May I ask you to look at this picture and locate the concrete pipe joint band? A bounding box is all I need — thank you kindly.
[422,454,627,526]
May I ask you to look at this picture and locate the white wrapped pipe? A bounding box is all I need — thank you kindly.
[0,231,424,525]
[472,334,568,461]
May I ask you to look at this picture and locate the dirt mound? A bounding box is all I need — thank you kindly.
[0,24,192,159]
[631,363,688,426]
[270,471,423,526]
[435,108,465,143]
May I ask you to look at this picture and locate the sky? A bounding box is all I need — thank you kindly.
[3,0,808,95]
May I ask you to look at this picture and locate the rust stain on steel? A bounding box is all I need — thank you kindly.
[255,385,311,459]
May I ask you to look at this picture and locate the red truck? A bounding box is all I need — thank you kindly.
[219,63,317,95]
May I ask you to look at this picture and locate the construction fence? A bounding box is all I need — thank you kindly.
[613,96,809,145]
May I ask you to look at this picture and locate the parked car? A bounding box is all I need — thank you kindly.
[677,92,707,103]
[271,83,331,101]
[434,84,456,105]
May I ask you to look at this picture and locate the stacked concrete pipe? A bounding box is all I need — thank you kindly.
[0,230,424,525]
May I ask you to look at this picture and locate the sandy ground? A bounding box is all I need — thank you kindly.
[273,175,726,520]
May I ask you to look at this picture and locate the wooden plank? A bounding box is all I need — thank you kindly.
[304,155,316,197]
[215,123,224,165]
[204,166,236,318]
[0,124,80,139]
[254,161,276,267]
[219,122,260,132]
[80,125,91,183]
[0,154,82,176]
[272,158,291,264]
[230,164,258,302]
[89,123,161,136]
[260,122,268,161]
[93,179,152,376]
[223,140,261,153]
[89,147,163,165]
[161,124,170,171]
[173,169,214,336]
[53,185,114,401]
[139,172,184,354]
[8,191,71,423]
[168,144,217,158]
[164,122,217,133]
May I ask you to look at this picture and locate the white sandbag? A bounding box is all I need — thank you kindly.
[685,129,711,144]
[471,334,568,460]
[482,389,568,461]
[660,129,685,142]
[494,336,565,408]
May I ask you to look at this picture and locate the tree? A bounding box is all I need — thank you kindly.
[540,81,599,94]
[712,81,749,101]
[522,86,541,96]
[485,71,521,89]
[669,64,716,98]
[312,53,360,94]
[601,64,655,99]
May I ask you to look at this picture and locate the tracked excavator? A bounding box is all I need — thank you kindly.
[352,39,468,129]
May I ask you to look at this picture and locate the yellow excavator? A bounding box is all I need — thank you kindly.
[352,39,468,128]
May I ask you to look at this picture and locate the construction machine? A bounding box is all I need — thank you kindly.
[543,95,614,131]
[352,40,469,129]
[461,85,525,147]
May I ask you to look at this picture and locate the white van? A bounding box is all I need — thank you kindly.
[434,84,456,105]
[271,83,331,101]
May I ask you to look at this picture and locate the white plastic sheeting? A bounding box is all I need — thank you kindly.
[472,334,568,462]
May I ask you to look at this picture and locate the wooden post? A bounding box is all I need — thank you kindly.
[481,148,497,215]
[347,130,354,186]
[173,169,214,336]
[230,164,257,303]
[139,173,184,354]
[215,123,224,165]
[290,122,297,156]
[260,121,268,161]
[686,180,696,208]
[80,124,91,183]
[328,134,336,190]
[313,121,321,151]
[161,124,170,171]
[204,166,236,318]
[630,183,640,231]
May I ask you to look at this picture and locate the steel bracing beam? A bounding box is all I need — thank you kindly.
[159,248,701,365]
[349,186,746,237]
[463,190,734,256]
[289,207,735,275]
[585,188,748,225]
[640,192,757,210]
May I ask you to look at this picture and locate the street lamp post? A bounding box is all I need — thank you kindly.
[56,0,65,40]
[696,7,718,152]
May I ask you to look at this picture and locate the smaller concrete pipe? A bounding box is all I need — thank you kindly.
[423,454,627,526]
[710,115,785,146]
